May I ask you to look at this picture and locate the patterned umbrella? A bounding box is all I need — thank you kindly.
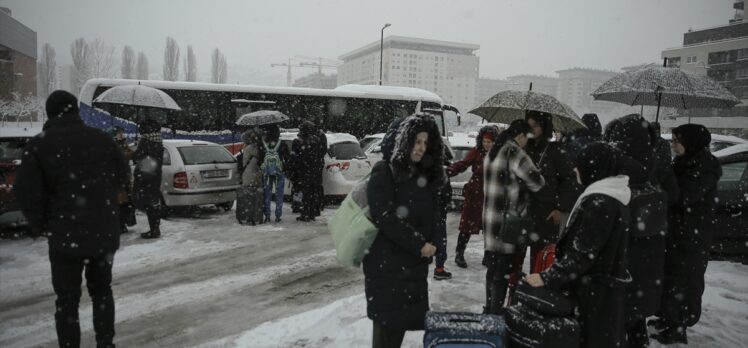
[235,110,290,126]
[592,66,740,122]
[469,90,585,132]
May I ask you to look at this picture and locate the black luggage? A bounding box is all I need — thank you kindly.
[504,305,580,348]
[236,186,263,224]
[423,311,506,347]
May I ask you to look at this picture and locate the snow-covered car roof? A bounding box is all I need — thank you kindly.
[0,125,43,138]
[361,133,385,140]
[713,143,748,158]
[280,132,360,146]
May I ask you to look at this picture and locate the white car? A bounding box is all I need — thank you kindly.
[359,133,385,152]
[280,132,371,200]
[158,140,241,211]
[661,133,747,153]
[447,136,476,205]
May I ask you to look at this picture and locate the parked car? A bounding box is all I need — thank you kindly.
[661,133,747,154]
[0,126,41,233]
[156,140,240,212]
[711,143,748,263]
[364,138,385,166]
[280,132,372,201]
[359,133,385,152]
[447,135,475,208]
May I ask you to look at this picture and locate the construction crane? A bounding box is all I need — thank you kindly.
[295,55,341,75]
[270,58,315,87]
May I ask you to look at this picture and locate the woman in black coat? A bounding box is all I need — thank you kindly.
[526,143,632,348]
[132,119,164,239]
[364,115,445,348]
[650,124,722,345]
[291,121,324,221]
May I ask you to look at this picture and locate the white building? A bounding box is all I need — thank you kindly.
[337,36,480,115]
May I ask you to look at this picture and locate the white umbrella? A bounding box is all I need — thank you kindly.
[235,110,290,126]
[93,84,181,111]
[469,89,585,133]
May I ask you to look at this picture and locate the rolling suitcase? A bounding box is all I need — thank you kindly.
[423,311,506,348]
[236,186,263,225]
[504,305,580,348]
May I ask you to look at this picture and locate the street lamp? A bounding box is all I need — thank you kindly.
[380,23,391,86]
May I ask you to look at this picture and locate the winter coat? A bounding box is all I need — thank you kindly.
[652,136,680,206]
[131,134,164,209]
[241,143,263,187]
[563,113,602,162]
[524,138,581,244]
[541,176,631,348]
[662,148,722,327]
[14,113,130,256]
[290,133,324,186]
[448,148,486,235]
[483,140,545,254]
[363,115,445,331]
[115,139,134,204]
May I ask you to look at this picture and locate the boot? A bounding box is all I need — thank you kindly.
[140,230,160,239]
[454,253,467,268]
[651,326,687,345]
[647,318,668,332]
[434,267,452,280]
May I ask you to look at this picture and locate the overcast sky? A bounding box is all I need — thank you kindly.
[1,0,735,85]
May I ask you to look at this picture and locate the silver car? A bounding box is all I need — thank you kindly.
[159,140,240,211]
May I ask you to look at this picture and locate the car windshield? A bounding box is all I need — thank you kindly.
[329,142,366,160]
[178,145,236,165]
[0,139,28,162]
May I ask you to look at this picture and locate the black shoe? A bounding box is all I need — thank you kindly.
[275,217,282,223]
[651,327,687,345]
[263,216,271,223]
[647,318,668,332]
[140,230,161,239]
[121,226,130,234]
[434,268,452,280]
[455,254,467,268]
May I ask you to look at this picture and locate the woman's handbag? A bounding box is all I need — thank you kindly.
[328,175,378,267]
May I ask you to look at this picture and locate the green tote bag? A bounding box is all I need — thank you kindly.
[328,175,378,267]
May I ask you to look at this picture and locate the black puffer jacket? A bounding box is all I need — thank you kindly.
[15,113,129,256]
[363,115,444,330]
[131,135,164,209]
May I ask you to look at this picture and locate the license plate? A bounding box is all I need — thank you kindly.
[452,188,463,196]
[202,170,228,178]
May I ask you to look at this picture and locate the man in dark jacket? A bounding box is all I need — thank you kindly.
[291,121,325,221]
[650,124,722,345]
[132,118,164,239]
[524,111,581,270]
[14,90,129,348]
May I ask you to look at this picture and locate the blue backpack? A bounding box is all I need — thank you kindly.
[261,140,283,176]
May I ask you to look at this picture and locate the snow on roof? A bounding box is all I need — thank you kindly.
[713,143,748,158]
[361,133,385,140]
[80,79,443,106]
[280,132,359,145]
[0,124,43,138]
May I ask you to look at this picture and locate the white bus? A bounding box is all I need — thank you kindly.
[78,79,459,151]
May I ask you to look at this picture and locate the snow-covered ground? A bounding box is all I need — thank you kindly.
[1,205,747,347]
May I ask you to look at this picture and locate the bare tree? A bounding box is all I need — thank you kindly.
[38,43,57,98]
[89,38,116,78]
[121,45,135,79]
[184,45,197,82]
[211,48,228,84]
[70,38,90,95]
[136,52,149,80]
[163,37,180,81]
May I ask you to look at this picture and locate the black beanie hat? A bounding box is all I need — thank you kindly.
[45,90,80,118]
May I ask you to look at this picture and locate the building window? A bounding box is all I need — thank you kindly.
[709,51,730,65]
[666,57,681,68]
[686,56,697,64]
[738,48,748,61]
[737,68,748,80]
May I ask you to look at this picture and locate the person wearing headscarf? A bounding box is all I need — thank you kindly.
[482,119,545,314]
[364,115,445,348]
[525,142,632,348]
[447,125,500,268]
[650,124,722,345]
[524,111,581,271]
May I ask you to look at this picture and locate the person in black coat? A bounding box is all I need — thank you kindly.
[526,143,632,348]
[563,113,602,162]
[14,90,130,348]
[524,111,582,271]
[291,121,325,221]
[604,113,676,347]
[132,118,164,239]
[364,115,445,348]
[650,124,722,345]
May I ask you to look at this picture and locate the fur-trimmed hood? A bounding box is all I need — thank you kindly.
[388,115,446,187]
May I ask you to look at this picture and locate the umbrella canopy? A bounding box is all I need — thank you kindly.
[93,84,182,111]
[235,110,290,127]
[469,90,585,132]
[592,67,740,121]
